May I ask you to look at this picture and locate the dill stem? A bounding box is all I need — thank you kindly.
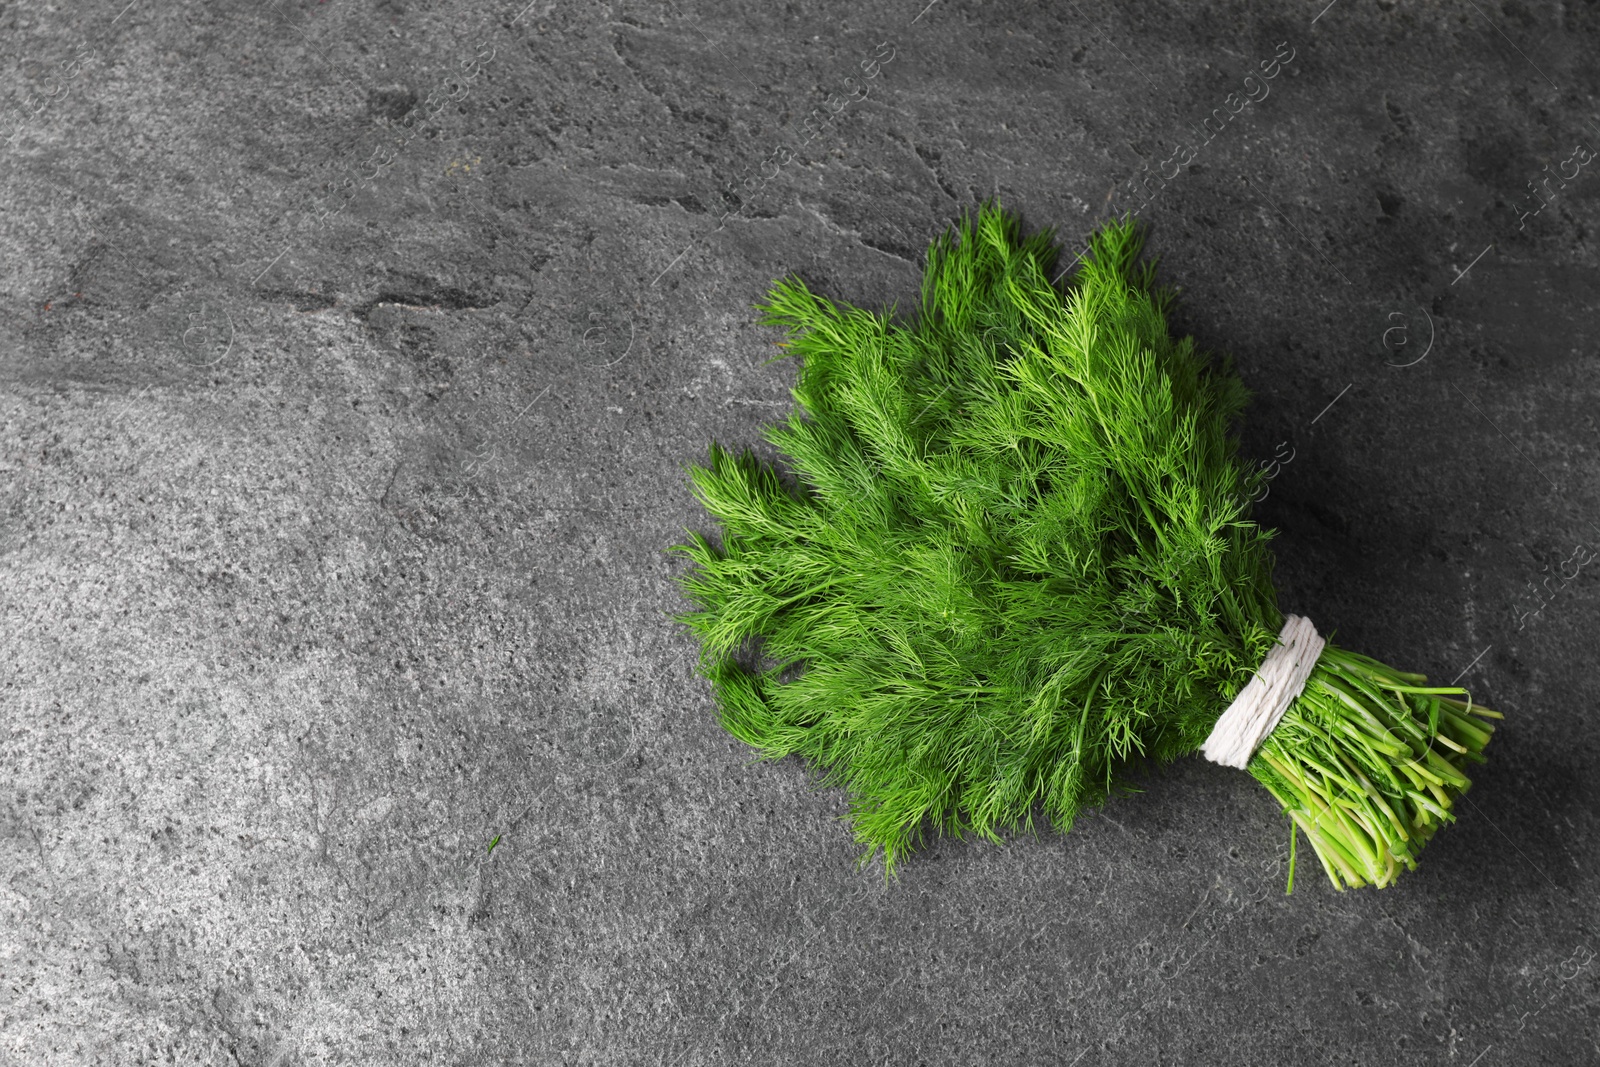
[1250,643,1496,890]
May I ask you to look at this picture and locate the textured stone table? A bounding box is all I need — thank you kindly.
[2,1,1596,1064]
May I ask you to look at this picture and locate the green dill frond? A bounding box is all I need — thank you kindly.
[672,200,1280,874]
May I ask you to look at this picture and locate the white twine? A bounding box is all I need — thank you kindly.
[1201,614,1325,769]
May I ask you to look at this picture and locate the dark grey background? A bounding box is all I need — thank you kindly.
[2,1,1596,1064]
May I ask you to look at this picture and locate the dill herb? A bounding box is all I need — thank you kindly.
[671,200,1497,889]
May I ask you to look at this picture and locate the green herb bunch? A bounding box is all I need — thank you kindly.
[671,200,1497,889]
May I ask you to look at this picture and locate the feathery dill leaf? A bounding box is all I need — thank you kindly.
[673,201,1277,873]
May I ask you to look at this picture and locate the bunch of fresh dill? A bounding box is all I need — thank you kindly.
[671,200,1496,889]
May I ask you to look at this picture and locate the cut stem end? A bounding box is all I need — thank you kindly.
[1245,643,1496,891]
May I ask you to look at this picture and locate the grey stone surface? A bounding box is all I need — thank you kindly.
[2,1,1597,1064]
